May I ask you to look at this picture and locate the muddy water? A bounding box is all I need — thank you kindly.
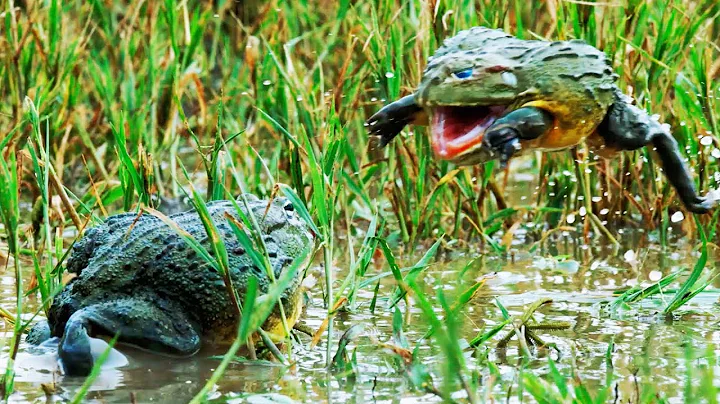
[2,172,720,402]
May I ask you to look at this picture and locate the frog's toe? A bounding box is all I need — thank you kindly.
[366,118,408,148]
[366,94,424,148]
[26,320,52,345]
[484,126,518,150]
[366,108,413,148]
[483,127,521,168]
[499,138,522,168]
[686,195,717,214]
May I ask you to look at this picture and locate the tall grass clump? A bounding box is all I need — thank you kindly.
[0,122,22,401]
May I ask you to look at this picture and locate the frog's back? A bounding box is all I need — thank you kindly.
[430,26,543,60]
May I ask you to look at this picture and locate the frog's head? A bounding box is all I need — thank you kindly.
[236,194,315,267]
[415,51,525,165]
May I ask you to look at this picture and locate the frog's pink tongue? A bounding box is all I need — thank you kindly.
[430,106,504,159]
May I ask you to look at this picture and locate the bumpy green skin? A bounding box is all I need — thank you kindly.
[416,27,615,113]
[27,194,314,376]
[367,26,716,214]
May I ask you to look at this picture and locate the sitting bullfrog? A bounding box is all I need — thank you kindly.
[26,194,314,376]
[367,26,715,214]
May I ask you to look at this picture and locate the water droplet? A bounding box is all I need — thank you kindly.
[579,207,587,216]
[700,136,713,146]
[262,80,272,86]
[296,96,303,101]
[566,214,576,224]
[671,211,684,223]
[649,270,662,282]
[624,249,635,260]
[385,72,395,78]
[370,97,377,102]
[592,196,601,203]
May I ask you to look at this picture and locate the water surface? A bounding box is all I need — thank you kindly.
[2,170,719,403]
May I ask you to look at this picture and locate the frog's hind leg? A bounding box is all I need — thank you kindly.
[597,95,716,214]
[59,298,200,376]
[366,94,428,148]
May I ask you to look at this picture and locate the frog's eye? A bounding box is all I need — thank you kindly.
[451,68,474,79]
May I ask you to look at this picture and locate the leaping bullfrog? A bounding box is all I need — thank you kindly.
[25,194,315,376]
[366,26,715,214]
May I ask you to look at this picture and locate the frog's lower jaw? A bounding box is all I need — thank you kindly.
[429,105,507,161]
[262,290,305,343]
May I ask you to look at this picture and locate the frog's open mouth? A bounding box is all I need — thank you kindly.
[430,105,507,159]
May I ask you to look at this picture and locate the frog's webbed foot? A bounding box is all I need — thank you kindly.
[598,91,717,214]
[59,298,200,376]
[483,127,521,169]
[483,106,554,169]
[366,94,426,149]
[682,194,717,214]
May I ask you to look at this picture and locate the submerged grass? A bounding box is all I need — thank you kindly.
[2,0,720,402]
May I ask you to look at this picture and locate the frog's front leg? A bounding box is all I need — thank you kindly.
[366,94,428,148]
[597,95,716,214]
[483,107,554,168]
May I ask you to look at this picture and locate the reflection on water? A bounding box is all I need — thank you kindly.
[3,230,718,403]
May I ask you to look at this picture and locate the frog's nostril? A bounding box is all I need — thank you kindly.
[283,202,294,212]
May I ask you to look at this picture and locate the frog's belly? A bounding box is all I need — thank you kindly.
[521,125,592,151]
[519,99,607,152]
